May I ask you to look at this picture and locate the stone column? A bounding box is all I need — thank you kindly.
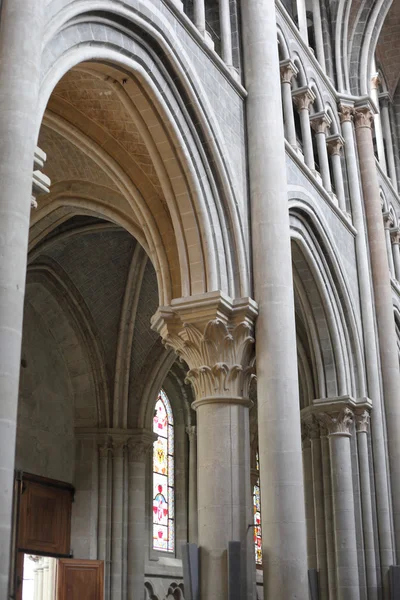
[98,440,112,598]
[380,94,398,192]
[316,401,360,600]
[355,408,378,600]
[127,432,154,600]
[311,0,326,69]
[371,75,387,175]
[327,134,347,212]
[241,1,309,596]
[383,211,395,279]
[355,104,400,561]
[301,424,317,571]
[111,441,125,600]
[186,426,198,544]
[297,0,309,44]
[0,2,44,594]
[340,101,394,592]
[293,87,316,171]
[280,59,298,149]
[310,112,333,192]
[304,415,329,599]
[241,2,309,597]
[152,293,256,600]
[219,0,233,66]
[193,0,206,35]
[391,229,400,282]
[320,427,336,598]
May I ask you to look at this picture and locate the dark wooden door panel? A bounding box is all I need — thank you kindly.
[18,477,73,555]
[56,559,104,600]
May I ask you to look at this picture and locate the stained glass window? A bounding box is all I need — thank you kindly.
[153,389,175,552]
[253,452,262,566]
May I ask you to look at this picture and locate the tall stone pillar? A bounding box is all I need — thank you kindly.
[355,408,378,600]
[152,293,256,600]
[354,102,400,560]
[327,134,347,212]
[340,101,394,593]
[241,1,309,596]
[303,415,329,599]
[98,440,112,598]
[193,0,206,35]
[301,425,317,571]
[370,75,387,175]
[311,0,326,69]
[186,426,198,544]
[310,112,333,192]
[0,2,44,594]
[280,59,298,149]
[316,401,360,600]
[111,441,125,600]
[127,431,154,600]
[320,427,336,598]
[293,87,317,170]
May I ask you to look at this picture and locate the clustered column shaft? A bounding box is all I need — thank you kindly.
[241,0,309,596]
[354,103,400,559]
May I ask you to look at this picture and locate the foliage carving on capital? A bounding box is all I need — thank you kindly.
[383,211,394,229]
[354,106,374,130]
[338,103,354,123]
[293,87,316,111]
[391,228,400,245]
[127,434,154,461]
[280,59,298,84]
[152,294,258,403]
[355,409,370,433]
[327,134,345,156]
[315,406,354,436]
[310,112,332,135]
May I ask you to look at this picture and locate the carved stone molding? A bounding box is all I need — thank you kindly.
[280,58,298,84]
[302,414,320,440]
[371,72,381,91]
[327,134,345,156]
[151,292,258,406]
[292,86,316,111]
[338,102,354,124]
[310,111,332,135]
[99,437,113,458]
[355,409,370,434]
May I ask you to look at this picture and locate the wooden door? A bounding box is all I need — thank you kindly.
[56,559,104,600]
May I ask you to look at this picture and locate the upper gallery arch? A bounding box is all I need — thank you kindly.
[36,2,250,304]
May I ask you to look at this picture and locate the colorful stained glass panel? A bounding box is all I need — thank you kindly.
[153,390,174,553]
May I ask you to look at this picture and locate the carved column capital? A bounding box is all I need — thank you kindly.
[312,396,372,437]
[99,437,113,458]
[390,228,400,245]
[292,86,316,111]
[152,292,258,407]
[338,102,354,123]
[127,429,155,461]
[315,406,354,437]
[383,211,394,230]
[302,414,320,440]
[355,409,371,434]
[186,425,197,443]
[310,111,332,135]
[327,134,345,156]
[371,72,381,91]
[379,92,390,108]
[280,58,298,84]
[354,104,375,130]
